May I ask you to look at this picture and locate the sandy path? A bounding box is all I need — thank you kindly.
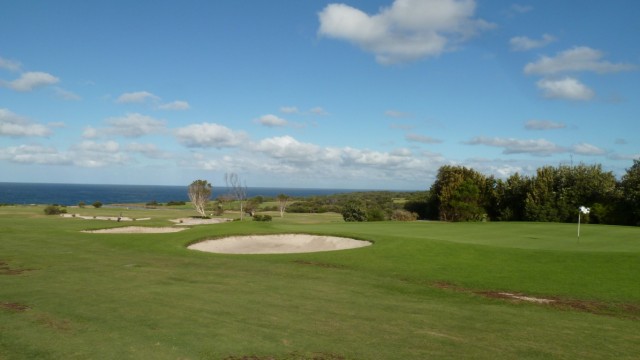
[188,234,371,254]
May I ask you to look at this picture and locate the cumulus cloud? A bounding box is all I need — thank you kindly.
[510,34,556,51]
[158,100,190,110]
[256,114,288,127]
[0,56,21,72]
[71,140,130,167]
[0,144,70,165]
[3,71,59,92]
[405,133,442,144]
[254,135,322,163]
[0,108,52,137]
[116,91,159,104]
[571,143,606,156]
[524,120,566,130]
[536,77,594,101]
[524,46,635,75]
[104,113,167,137]
[318,0,494,64]
[465,136,565,156]
[175,123,248,148]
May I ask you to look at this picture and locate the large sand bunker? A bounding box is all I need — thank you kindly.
[188,234,371,254]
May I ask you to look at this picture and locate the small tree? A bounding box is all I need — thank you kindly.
[188,180,212,217]
[276,193,290,217]
[225,173,248,220]
[92,201,103,208]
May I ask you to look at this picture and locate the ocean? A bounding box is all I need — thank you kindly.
[0,182,373,205]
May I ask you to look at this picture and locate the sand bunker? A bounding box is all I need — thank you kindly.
[171,218,232,226]
[82,226,187,234]
[188,234,371,254]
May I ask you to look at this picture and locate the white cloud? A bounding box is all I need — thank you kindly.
[3,71,59,92]
[159,100,190,110]
[405,133,442,144]
[71,140,130,167]
[0,144,70,165]
[280,106,299,114]
[54,87,81,101]
[536,77,594,101]
[510,34,556,51]
[0,108,52,137]
[254,135,322,163]
[524,120,566,130]
[318,0,494,64]
[116,91,159,104]
[256,114,288,127]
[465,136,565,156]
[0,56,21,72]
[572,143,606,156]
[104,113,167,137]
[82,126,99,139]
[524,46,635,75]
[175,123,248,148]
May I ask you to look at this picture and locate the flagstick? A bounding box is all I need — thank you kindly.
[577,212,581,243]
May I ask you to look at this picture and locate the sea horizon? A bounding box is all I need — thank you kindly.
[0,181,418,206]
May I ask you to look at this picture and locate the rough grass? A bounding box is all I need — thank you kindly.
[1,205,639,359]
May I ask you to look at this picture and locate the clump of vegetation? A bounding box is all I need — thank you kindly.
[342,201,367,222]
[166,201,186,206]
[44,205,67,215]
[417,160,640,225]
[391,209,418,221]
[92,201,103,208]
[252,214,272,222]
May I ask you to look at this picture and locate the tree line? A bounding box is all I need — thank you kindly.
[406,160,640,226]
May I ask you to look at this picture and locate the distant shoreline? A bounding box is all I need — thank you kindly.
[0,182,419,206]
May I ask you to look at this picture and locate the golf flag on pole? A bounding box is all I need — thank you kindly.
[578,206,590,239]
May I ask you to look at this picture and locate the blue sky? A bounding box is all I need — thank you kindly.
[1,0,638,190]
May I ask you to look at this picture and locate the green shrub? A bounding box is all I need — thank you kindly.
[391,209,418,221]
[92,201,103,208]
[342,202,367,222]
[44,205,67,215]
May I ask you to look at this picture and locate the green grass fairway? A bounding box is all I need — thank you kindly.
[1,206,639,359]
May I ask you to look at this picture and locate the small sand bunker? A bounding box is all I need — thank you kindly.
[188,234,371,254]
[82,226,187,234]
[171,218,232,226]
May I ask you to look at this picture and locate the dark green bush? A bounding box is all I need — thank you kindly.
[44,205,67,215]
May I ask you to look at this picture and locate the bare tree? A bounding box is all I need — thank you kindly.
[225,173,248,220]
[188,179,212,217]
[276,193,290,217]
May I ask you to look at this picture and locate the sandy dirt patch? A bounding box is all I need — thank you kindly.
[82,226,187,234]
[188,234,371,254]
[171,218,232,226]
